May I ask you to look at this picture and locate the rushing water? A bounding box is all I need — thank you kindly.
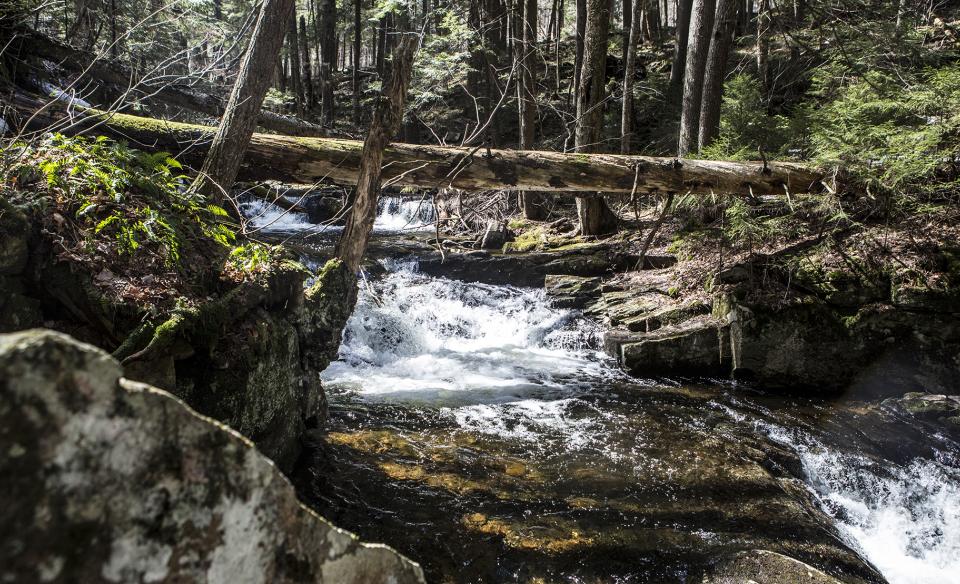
[239,193,434,236]
[273,199,960,583]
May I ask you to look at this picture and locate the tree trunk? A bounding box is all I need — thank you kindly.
[353,0,362,125]
[757,0,770,97]
[517,0,546,219]
[337,35,418,272]
[288,10,305,116]
[697,0,737,149]
[574,0,619,236]
[621,0,643,154]
[668,0,693,101]
[677,0,715,156]
[319,0,337,125]
[17,91,824,197]
[574,0,586,103]
[192,0,297,200]
[300,16,316,110]
[555,0,564,93]
[622,0,632,65]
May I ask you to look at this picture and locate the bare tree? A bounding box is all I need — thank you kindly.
[518,0,546,219]
[192,0,296,201]
[621,0,644,154]
[574,0,618,236]
[677,0,715,156]
[698,0,738,149]
[337,34,418,272]
[668,0,693,101]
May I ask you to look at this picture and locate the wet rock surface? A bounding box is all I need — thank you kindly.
[572,263,960,394]
[296,385,886,584]
[0,329,425,584]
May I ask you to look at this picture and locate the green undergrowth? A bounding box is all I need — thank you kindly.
[0,134,292,310]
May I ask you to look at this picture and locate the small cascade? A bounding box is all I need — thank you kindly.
[374,195,436,232]
[321,261,610,402]
[238,193,435,235]
[761,424,960,584]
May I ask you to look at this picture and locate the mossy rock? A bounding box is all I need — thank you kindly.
[0,196,30,276]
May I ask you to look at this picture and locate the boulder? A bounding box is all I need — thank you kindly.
[0,329,425,584]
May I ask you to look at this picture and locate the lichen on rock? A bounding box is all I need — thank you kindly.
[0,329,425,584]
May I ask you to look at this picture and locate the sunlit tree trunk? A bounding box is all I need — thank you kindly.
[575,0,619,236]
[193,0,296,200]
[698,0,737,149]
[677,0,715,156]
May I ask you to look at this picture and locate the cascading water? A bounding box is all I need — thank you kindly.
[308,258,960,583]
[239,194,434,235]
[230,191,960,584]
[322,261,611,401]
[758,423,960,584]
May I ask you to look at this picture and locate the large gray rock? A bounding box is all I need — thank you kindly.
[0,329,425,584]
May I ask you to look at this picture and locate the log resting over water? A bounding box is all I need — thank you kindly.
[15,96,824,196]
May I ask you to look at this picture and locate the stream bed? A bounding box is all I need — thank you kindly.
[250,197,960,583]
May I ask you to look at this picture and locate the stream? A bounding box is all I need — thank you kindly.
[249,197,960,583]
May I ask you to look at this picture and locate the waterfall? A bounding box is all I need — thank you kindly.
[760,423,960,584]
[239,194,435,234]
[321,261,611,402]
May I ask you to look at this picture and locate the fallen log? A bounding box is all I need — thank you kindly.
[7,26,326,138]
[9,91,825,196]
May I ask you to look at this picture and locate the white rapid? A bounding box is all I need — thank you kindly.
[321,261,614,404]
[239,194,434,235]
[761,423,960,584]
[319,259,960,584]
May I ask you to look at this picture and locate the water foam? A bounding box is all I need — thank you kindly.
[239,198,318,233]
[239,194,434,235]
[760,423,960,584]
[321,263,611,401]
[373,196,435,232]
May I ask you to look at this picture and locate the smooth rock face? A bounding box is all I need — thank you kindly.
[0,329,425,584]
[703,550,845,584]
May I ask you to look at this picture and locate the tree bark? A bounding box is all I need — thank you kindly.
[574,0,586,103]
[518,0,546,219]
[15,91,824,197]
[697,0,737,149]
[288,10,305,116]
[621,0,643,154]
[192,0,297,200]
[574,0,619,236]
[300,15,316,110]
[677,0,715,156]
[352,0,362,126]
[319,0,336,125]
[336,35,418,272]
[668,0,693,101]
